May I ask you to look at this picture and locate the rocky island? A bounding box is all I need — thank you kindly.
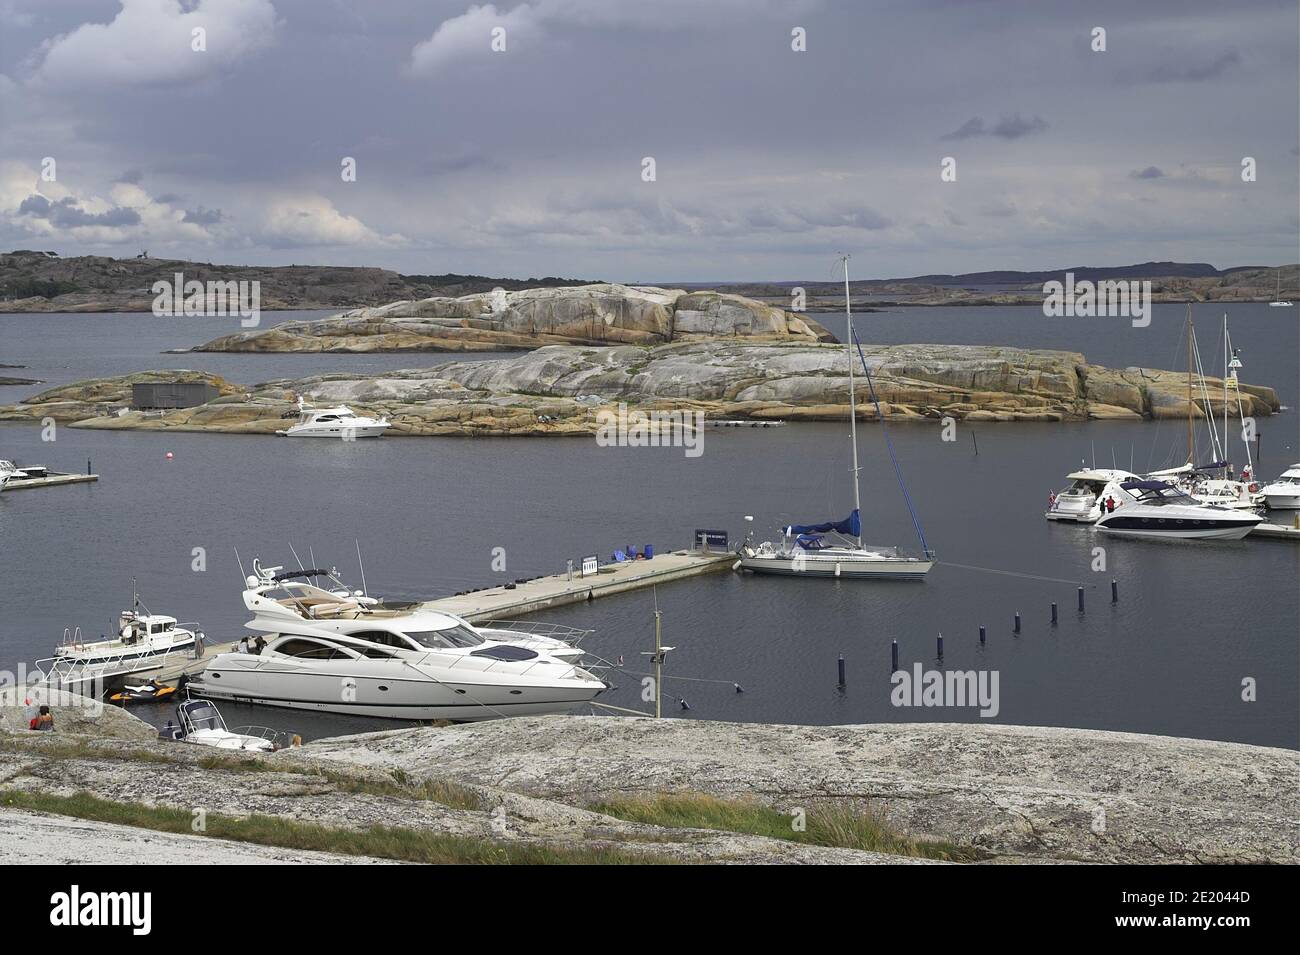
[0,285,1278,436]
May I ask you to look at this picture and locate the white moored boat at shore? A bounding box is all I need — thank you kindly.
[276,398,389,438]
[1095,479,1263,541]
[52,586,199,666]
[1260,464,1300,509]
[184,559,606,721]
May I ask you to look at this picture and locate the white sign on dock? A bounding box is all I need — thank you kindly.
[581,555,599,577]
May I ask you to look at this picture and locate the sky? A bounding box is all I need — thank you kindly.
[0,0,1297,281]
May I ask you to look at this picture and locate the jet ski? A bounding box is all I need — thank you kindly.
[107,679,177,705]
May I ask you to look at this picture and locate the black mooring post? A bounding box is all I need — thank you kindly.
[1014,612,1021,634]
[979,625,986,646]
[1051,602,1058,626]
[937,633,944,659]
[1111,579,1118,603]
[891,640,898,673]
[1078,587,1085,614]
[837,655,846,687]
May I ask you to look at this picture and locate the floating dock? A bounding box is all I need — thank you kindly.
[420,548,737,622]
[2,471,98,491]
[1250,521,1300,541]
[149,548,737,684]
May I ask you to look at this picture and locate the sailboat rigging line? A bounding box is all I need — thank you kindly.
[937,561,1088,587]
[849,324,932,557]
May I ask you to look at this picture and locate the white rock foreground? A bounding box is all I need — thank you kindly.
[3,694,1295,864]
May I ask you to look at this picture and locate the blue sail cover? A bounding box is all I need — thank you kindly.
[784,509,861,537]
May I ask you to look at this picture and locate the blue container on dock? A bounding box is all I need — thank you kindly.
[644,544,654,559]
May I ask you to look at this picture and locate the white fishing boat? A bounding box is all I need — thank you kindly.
[740,255,934,580]
[52,584,199,665]
[1046,467,1141,522]
[276,398,389,438]
[1259,464,1300,509]
[1095,479,1262,540]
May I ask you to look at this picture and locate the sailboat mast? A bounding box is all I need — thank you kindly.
[1185,305,1194,465]
[843,255,862,546]
[1223,314,1229,473]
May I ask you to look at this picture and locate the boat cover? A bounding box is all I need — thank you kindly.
[784,509,861,537]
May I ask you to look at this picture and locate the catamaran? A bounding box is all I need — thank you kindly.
[740,256,934,579]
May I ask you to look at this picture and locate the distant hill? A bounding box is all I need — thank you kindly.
[0,250,597,313]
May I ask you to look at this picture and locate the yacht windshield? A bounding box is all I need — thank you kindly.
[403,624,485,649]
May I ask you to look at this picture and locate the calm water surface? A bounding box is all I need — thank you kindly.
[1,305,1296,746]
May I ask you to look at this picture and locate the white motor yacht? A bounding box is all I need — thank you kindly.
[242,561,589,663]
[1095,479,1262,540]
[0,459,19,491]
[53,586,199,665]
[1046,468,1140,522]
[276,398,389,438]
[185,629,606,721]
[1260,464,1300,509]
[740,256,934,580]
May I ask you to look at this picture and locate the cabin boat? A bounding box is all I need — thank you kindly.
[1095,479,1263,540]
[185,630,606,721]
[1260,464,1300,509]
[276,398,389,438]
[1046,468,1140,522]
[53,609,198,665]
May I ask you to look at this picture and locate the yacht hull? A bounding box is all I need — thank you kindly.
[1095,517,1259,540]
[186,665,603,721]
[1263,493,1300,509]
[277,425,389,438]
[739,555,933,579]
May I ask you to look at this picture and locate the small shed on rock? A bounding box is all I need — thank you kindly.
[131,381,218,410]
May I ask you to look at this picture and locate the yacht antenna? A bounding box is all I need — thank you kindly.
[638,587,673,719]
[355,539,368,597]
[234,547,248,582]
[842,254,863,548]
[289,542,306,573]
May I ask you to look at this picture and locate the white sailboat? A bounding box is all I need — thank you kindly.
[740,256,934,580]
[1268,269,1292,307]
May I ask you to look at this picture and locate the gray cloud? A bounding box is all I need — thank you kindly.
[1145,50,1241,83]
[941,114,1048,141]
[18,194,141,228]
[182,206,224,225]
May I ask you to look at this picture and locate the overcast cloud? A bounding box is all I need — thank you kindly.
[0,0,1295,280]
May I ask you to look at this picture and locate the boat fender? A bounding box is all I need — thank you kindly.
[731,559,742,572]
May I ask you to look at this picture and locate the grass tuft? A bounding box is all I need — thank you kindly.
[590,792,982,861]
[2,790,674,865]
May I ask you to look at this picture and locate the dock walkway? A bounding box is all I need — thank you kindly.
[2,471,98,491]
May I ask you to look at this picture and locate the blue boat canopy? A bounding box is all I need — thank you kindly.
[784,509,861,537]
